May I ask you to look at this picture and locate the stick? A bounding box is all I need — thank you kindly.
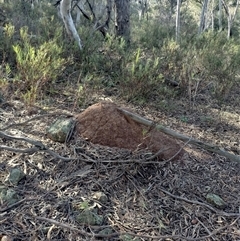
[118,108,240,163]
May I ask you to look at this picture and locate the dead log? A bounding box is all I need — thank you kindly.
[118,108,240,163]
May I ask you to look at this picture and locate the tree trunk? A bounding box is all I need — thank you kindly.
[218,0,222,31]
[228,0,239,38]
[60,0,83,50]
[118,108,240,163]
[222,0,240,39]
[199,0,208,34]
[114,0,130,44]
[175,0,181,42]
[211,0,214,30]
[138,0,148,21]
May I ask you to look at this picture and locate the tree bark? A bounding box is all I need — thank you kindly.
[175,0,181,42]
[199,0,209,34]
[114,0,130,44]
[118,108,240,163]
[60,0,83,50]
[218,0,222,31]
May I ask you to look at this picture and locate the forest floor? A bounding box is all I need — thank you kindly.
[0,81,240,241]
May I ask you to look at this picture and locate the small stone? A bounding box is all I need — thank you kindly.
[206,193,226,208]
[76,210,103,225]
[46,118,75,143]
[1,235,13,241]
[92,191,108,203]
[191,219,198,225]
[8,168,25,185]
[98,228,114,236]
[0,186,19,205]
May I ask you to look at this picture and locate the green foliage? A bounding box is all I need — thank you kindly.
[120,48,165,104]
[159,33,240,100]
[1,0,240,109]
[0,23,16,64]
[12,26,66,106]
[134,20,174,49]
[199,33,240,98]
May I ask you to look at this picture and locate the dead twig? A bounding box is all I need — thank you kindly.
[0,130,91,162]
[0,198,37,213]
[118,108,240,163]
[0,145,39,154]
[1,112,73,131]
[159,187,240,217]
[33,215,236,240]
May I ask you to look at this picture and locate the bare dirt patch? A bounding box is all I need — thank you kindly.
[76,102,184,161]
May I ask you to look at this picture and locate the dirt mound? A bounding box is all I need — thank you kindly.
[76,102,185,160]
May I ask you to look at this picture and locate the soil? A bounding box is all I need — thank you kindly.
[0,83,240,241]
[76,102,185,161]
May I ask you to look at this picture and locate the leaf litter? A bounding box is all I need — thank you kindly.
[0,96,240,241]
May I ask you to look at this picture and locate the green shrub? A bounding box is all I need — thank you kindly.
[199,33,240,98]
[134,20,174,49]
[13,26,66,106]
[119,48,165,103]
[159,33,240,100]
[0,23,16,65]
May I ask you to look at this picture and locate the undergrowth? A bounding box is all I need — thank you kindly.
[0,1,240,108]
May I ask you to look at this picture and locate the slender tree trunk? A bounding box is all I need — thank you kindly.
[222,0,240,38]
[219,0,222,31]
[227,15,231,38]
[114,0,130,44]
[60,0,83,50]
[211,0,214,30]
[119,108,240,163]
[199,0,208,34]
[138,0,148,21]
[75,1,82,25]
[228,0,239,38]
[176,0,181,42]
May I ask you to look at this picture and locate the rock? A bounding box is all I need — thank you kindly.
[92,191,108,204]
[0,186,19,205]
[8,168,25,185]
[76,210,103,225]
[98,228,114,236]
[76,102,185,161]
[206,193,226,208]
[120,234,141,241]
[47,118,75,143]
[1,235,13,241]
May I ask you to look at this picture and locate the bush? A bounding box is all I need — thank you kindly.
[199,33,240,98]
[12,26,67,106]
[158,33,240,100]
[119,48,165,103]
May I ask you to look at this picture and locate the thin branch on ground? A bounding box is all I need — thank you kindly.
[159,187,240,217]
[0,198,37,213]
[1,112,74,131]
[33,215,236,240]
[119,108,240,163]
[0,145,39,154]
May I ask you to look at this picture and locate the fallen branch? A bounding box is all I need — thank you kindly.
[159,187,240,217]
[118,108,240,163]
[0,130,88,162]
[33,215,235,240]
[2,112,73,131]
[0,198,37,213]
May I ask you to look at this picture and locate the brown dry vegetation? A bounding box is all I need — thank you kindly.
[0,80,240,240]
